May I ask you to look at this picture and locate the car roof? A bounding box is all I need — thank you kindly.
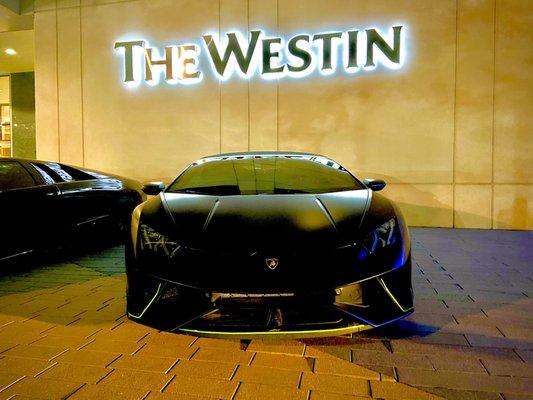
[195,151,344,171]
[0,157,120,180]
[191,151,346,171]
[0,156,62,165]
[200,151,325,159]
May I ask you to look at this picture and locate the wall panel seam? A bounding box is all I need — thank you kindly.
[79,4,85,166]
[276,0,279,151]
[247,0,250,151]
[55,1,60,162]
[452,0,459,227]
[491,0,497,229]
[218,0,222,153]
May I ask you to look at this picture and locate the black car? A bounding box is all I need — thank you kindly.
[127,152,413,338]
[0,157,145,263]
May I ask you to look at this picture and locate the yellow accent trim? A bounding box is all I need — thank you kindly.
[178,323,372,339]
[128,283,162,320]
[378,278,414,313]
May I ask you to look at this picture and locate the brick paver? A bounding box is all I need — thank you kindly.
[0,229,531,399]
[232,364,301,387]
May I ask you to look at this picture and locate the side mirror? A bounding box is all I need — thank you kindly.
[142,181,165,195]
[363,178,386,191]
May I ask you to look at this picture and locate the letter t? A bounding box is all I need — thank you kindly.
[114,40,145,82]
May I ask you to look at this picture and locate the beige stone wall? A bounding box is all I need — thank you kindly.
[33,0,532,229]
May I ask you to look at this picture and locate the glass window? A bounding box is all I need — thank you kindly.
[32,162,96,183]
[30,163,56,185]
[57,164,96,181]
[167,156,363,196]
[0,161,36,190]
[45,162,74,182]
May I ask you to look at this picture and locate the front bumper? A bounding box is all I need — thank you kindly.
[126,257,413,338]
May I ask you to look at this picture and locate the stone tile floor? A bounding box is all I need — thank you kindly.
[0,228,531,399]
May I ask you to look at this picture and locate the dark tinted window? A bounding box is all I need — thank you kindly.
[31,162,96,183]
[0,161,36,190]
[54,164,97,181]
[167,157,363,195]
[31,163,56,184]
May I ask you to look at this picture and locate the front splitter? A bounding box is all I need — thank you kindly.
[177,322,372,339]
[169,303,413,339]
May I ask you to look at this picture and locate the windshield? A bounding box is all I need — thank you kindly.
[167,157,363,195]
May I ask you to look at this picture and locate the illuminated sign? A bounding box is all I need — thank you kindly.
[114,26,406,86]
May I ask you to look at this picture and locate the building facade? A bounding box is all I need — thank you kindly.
[33,0,532,229]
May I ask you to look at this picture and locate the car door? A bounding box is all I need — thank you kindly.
[56,178,124,233]
[30,161,124,234]
[0,160,61,261]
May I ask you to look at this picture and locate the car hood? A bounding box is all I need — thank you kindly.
[150,190,371,251]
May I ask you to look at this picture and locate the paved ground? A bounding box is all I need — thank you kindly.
[0,228,531,400]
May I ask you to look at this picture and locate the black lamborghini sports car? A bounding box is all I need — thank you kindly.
[127,152,413,337]
[0,157,145,263]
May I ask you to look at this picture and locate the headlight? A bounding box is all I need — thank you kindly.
[362,218,397,254]
[354,218,400,264]
[139,224,182,258]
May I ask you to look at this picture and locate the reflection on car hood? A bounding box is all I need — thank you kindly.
[159,190,371,251]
